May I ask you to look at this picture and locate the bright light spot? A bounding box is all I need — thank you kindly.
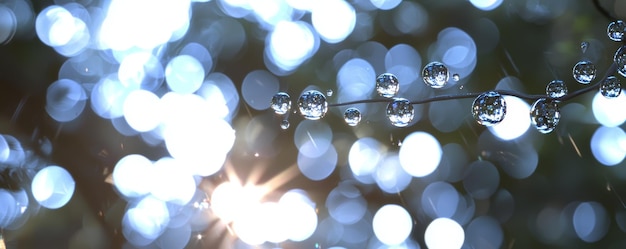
[592,91,626,127]
[385,44,422,90]
[0,189,17,227]
[211,182,261,223]
[370,0,402,10]
[31,165,75,209]
[35,5,73,46]
[421,181,460,219]
[123,90,161,132]
[180,42,213,74]
[279,191,318,241]
[424,218,465,249]
[294,120,333,158]
[349,137,382,177]
[241,70,279,110]
[590,126,626,166]
[326,183,367,225]
[470,0,503,11]
[286,0,316,11]
[45,79,87,122]
[268,21,316,71]
[99,0,191,50]
[165,55,205,94]
[489,96,530,140]
[250,0,292,27]
[151,157,196,205]
[573,202,609,242]
[123,195,170,241]
[118,52,164,91]
[233,202,266,245]
[160,92,235,176]
[374,153,412,194]
[399,131,442,177]
[372,204,412,245]
[113,154,154,198]
[0,135,9,163]
[298,143,337,181]
[90,75,130,119]
[311,0,356,43]
[0,5,16,44]
[52,17,90,57]
[337,58,375,104]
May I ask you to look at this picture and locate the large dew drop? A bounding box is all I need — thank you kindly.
[376,73,399,98]
[271,92,291,115]
[386,98,414,127]
[422,61,449,89]
[530,98,560,134]
[572,60,596,84]
[297,90,328,120]
[600,76,622,99]
[614,46,626,77]
[344,107,362,126]
[472,91,506,126]
[607,20,626,42]
[546,80,568,99]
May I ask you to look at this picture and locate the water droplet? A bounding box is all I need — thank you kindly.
[326,89,334,97]
[386,98,414,127]
[580,41,589,54]
[471,91,506,126]
[297,90,328,120]
[545,80,568,99]
[530,98,560,134]
[614,46,626,77]
[607,20,626,42]
[376,73,399,98]
[422,61,449,89]
[280,119,290,129]
[344,107,362,126]
[271,92,291,115]
[452,73,460,81]
[600,76,622,99]
[572,60,596,84]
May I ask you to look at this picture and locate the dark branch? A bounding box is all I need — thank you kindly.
[327,63,617,108]
[593,0,617,22]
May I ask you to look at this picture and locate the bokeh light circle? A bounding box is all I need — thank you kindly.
[399,131,442,177]
[31,165,75,209]
[424,217,465,249]
[372,204,412,245]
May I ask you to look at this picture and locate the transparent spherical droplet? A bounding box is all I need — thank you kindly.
[580,41,589,54]
[376,73,399,98]
[280,120,290,129]
[572,60,596,84]
[530,98,560,134]
[298,90,328,120]
[422,61,449,88]
[344,107,361,126]
[472,91,506,126]
[386,98,414,127]
[326,89,334,97]
[452,73,460,81]
[271,92,291,115]
[607,20,626,42]
[546,80,568,99]
[614,46,626,77]
[600,75,622,99]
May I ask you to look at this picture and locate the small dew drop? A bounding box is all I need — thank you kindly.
[343,107,362,126]
[271,92,291,115]
[326,89,333,97]
[572,60,596,84]
[422,61,449,88]
[607,20,626,42]
[452,73,460,81]
[580,41,589,54]
[280,119,290,129]
[386,98,414,127]
[472,91,506,126]
[530,98,560,134]
[376,73,400,98]
[297,90,328,120]
[600,75,622,99]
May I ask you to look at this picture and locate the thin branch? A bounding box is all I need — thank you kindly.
[327,63,617,108]
[593,0,617,22]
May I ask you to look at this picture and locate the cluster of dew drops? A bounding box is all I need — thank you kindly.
[270,20,625,133]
